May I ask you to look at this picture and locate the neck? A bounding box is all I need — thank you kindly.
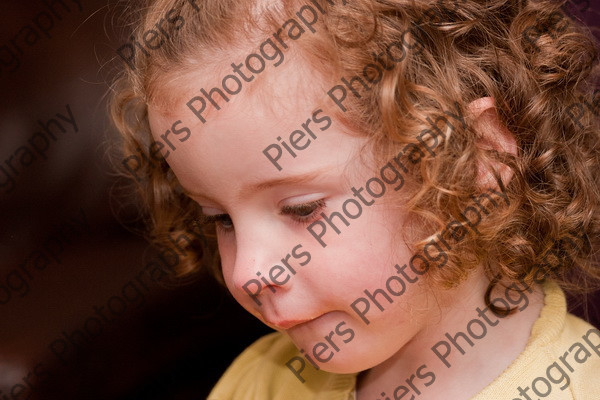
[356,270,545,400]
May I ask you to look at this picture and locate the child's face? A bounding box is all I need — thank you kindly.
[148,57,441,373]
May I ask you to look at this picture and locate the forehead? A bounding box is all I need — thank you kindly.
[147,51,366,201]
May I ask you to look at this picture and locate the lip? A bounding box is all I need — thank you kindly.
[265,315,323,330]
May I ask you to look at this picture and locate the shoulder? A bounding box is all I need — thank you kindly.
[474,281,600,399]
[522,313,600,398]
[207,332,356,400]
[554,313,600,397]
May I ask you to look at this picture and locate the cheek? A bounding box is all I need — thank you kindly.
[286,203,438,370]
[288,261,434,374]
[295,289,431,374]
[306,201,411,302]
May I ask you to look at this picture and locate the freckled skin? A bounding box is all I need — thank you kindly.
[147,52,544,399]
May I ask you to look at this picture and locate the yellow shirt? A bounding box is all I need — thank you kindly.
[208,281,600,399]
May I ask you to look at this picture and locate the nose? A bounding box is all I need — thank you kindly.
[229,220,289,307]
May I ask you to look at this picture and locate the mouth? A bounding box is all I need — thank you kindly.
[265,315,323,330]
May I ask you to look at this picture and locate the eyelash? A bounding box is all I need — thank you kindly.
[198,199,326,234]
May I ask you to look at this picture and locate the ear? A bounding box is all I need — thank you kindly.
[467,97,517,189]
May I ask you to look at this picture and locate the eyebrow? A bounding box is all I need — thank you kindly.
[182,168,330,202]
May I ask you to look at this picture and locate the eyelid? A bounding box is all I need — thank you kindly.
[200,206,224,216]
[198,213,234,235]
[198,198,326,235]
[198,213,227,224]
[279,198,326,221]
[199,195,327,218]
[279,193,326,208]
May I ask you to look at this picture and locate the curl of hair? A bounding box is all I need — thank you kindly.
[110,0,600,300]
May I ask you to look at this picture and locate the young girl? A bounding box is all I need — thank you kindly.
[110,0,600,398]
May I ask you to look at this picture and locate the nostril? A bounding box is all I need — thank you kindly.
[235,273,263,306]
[235,271,279,307]
[256,272,278,293]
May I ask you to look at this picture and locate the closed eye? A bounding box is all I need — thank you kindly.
[280,198,326,225]
[198,214,234,232]
[198,199,326,233]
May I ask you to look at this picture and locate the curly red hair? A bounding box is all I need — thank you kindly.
[110,0,600,302]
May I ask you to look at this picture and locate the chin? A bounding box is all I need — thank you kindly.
[284,315,404,373]
[314,348,385,374]
[288,331,391,375]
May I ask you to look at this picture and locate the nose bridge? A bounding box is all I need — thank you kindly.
[231,218,285,306]
[234,218,273,271]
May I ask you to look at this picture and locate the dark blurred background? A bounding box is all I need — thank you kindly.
[0,1,273,399]
[0,1,598,399]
